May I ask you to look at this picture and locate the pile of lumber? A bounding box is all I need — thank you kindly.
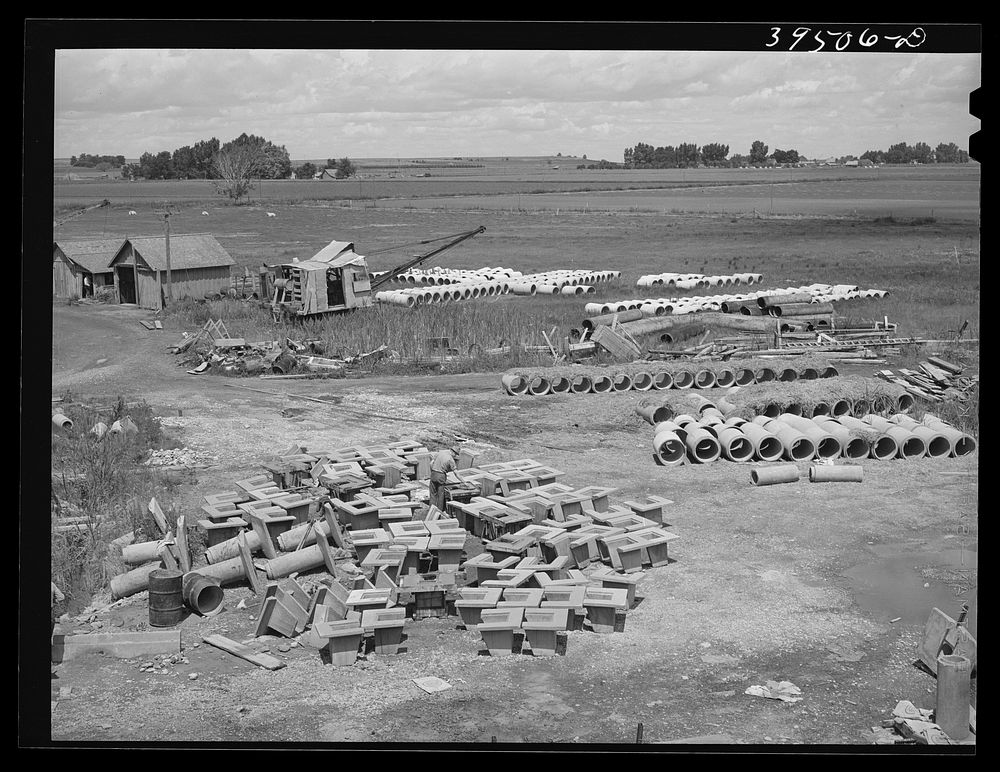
[877,356,978,404]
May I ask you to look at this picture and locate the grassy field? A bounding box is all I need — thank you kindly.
[53,164,980,368]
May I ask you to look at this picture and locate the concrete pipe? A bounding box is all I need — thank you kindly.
[689,395,717,414]
[632,372,654,391]
[809,401,831,417]
[777,367,798,382]
[461,287,473,299]
[511,283,537,296]
[652,371,674,390]
[909,425,952,458]
[501,374,530,396]
[921,419,977,457]
[431,291,443,303]
[734,367,756,386]
[560,285,583,296]
[814,417,871,459]
[776,414,842,459]
[821,366,839,379]
[754,366,776,383]
[612,373,633,392]
[181,572,224,615]
[672,369,695,389]
[831,398,852,417]
[122,540,164,566]
[570,374,593,394]
[52,413,73,430]
[750,464,800,486]
[701,407,725,420]
[761,402,783,418]
[758,292,812,308]
[653,419,687,440]
[653,429,686,466]
[527,375,552,396]
[637,403,674,425]
[539,284,561,295]
[583,285,596,294]
[684,426,722,464]
[550,376,572,395]
[799,366,819,380]
[694,369,718,389]
[883,426,926,459]
[591,374,613,394]
[809,465,863,483]
[766,421,817,461]
[264,543,328,580]
[204,530,262,565]
[718,426,755,463]
[716,397,739,416]
[276,520,333,552]
[584,302,604,315]
[110,562,163,600]
[738,422,785,462]
[739,305,764,316]
[895,393,915,411]
[582,309,643,331]
[715,368,736,388]
[783,402,804,417]
[672,413,698,428]
[771,302,835,318]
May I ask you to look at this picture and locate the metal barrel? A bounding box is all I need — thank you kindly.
[148,568,184,627]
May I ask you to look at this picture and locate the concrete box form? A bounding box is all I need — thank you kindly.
[539,513,593,532]
[359,492,421,511]
[504,458,545,470]
[461,553,519,584]
[248,485,287,502]
[519,465,566,486]
[345,589,395,613]
[542,569,590,587]
[522,607,570,631]
[539,531,574,564]
[322,461,366,476]
[245,511,297,558]
[361,606,407,633]
[360,546,408,573]
[568,532,603,566]
[201,502,243,521]
[270,493,312,523]
[425,519,463,534]
[455,587,502,629]
[234,474,275,493]
[586,504,638,525]
[497,588,544,608]
[485,534,536,561]
[203,491,251,507]
[522,608,571,655]
[517,555,570,578]
[596,531,641,567]
[583,587,630,633]
[609,539,646,573]
[546,494,591,520]
[476,462,516,472]
[387,520,430,538]
[570,486,619,512]
[238,500,286,517]
[622,526,680,567]
[198,517,249,547]
[604,513,660,533]
[480,569,536,589]
[504,498,553,524]
[532,482,576,497]
[478,606,525,655]
[516,524,565,543]
[314,620,364,666]
[623,495,674,525]
[541,586,586,607]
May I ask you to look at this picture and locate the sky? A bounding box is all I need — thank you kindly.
[53,48,981,162]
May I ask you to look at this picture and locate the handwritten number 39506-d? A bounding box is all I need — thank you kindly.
[766,27,926,52]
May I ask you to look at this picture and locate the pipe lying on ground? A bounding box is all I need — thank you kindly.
[863,414,926,459]
[909,425,951,458]
[809,465,863,483]
[738,421,786,462]
[809,401,831,417]
[714,367,736,388]
[798,366,820,380]
[189,555,248,586]
[501,374,529,396]
[812,416,871,459]
[684,425,722,463]
[527,376,551,396]
[777,367,798,382]
[735,367,756,386]
[205,530,262,565]
[636,403,673,426]
[821,366,840,379]
[672,369,695,389]
[775,413,842,459]
[110,562,164,600]
[652,428,686,466]
[612,373,633,392]
[617,312,778,339]
[764,420,817,461]
[917,415,977,457]
[632,371,654,391]
[750,464,800,486]
[768,302,835,318]
[688,395,717,414]
[694,368,718,389]
[581,309,643,331]
[181,572,224,615]
[757,292,813,308]
[550,376,571,394]
[851,399,871,417]
[591,375,613,394]
[52,413,73,430]
[718,426,755,462]
[570,374,592,394]
[716,397,738,416]
[755,366,776,383]
[831,398,852,417]
[652,371,674,390]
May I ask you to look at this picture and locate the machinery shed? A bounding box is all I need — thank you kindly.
[108,234,235,310]
[52,238,123,298]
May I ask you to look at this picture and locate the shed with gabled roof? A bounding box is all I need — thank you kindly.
[53,238,125,298]
[109,233,235,310]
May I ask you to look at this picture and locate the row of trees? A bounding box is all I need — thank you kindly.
[860,142,970,165]
[70,153,126,169]
[624,139,969,168]
[122,134,293,182]
[292,158,356,179]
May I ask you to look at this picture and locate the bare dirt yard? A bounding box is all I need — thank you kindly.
[43,300,977,748]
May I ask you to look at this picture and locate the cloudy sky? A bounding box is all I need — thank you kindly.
[54,48,981,162]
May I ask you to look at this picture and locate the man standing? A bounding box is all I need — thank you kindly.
[429,446,460,513]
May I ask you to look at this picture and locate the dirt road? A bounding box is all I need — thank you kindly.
[48,302,977,746]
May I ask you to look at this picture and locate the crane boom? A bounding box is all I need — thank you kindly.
[369,226,485,290]
[53,199,111,227]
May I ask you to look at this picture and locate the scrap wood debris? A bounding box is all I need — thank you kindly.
[744,680,803,703]
[877,356,979,404]
[869,700,975,745]
[144,448,219,468]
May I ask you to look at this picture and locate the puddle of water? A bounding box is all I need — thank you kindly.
[841,548,977,624]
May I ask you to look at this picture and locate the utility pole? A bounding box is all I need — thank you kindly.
[155,206,173,304]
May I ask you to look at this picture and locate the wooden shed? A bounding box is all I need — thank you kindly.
[109,234,235,310]
[269,239,373,318]
[52,238,124,298]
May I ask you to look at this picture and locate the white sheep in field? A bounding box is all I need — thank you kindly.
[201,211,209,216]
[266,212,276,217]
[128,210,137,216]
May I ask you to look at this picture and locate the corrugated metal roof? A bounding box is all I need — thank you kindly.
[121,234,235,270]
[310,240,355,263]
[54,238,125,274]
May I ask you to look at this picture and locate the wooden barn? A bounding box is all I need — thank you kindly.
[109,234,235,310]
[269,239,373,317]
[52,238,124,298]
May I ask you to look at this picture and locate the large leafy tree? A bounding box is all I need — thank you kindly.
[749,140,769,164]
[334,158,357,178]
[701,142,729,166]
[212,141,263,204]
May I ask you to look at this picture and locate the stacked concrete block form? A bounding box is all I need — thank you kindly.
[501,359,840,397]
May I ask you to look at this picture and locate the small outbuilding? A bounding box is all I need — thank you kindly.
[269,239,373,317]
[52,238,124,298]
[109,233,235,310]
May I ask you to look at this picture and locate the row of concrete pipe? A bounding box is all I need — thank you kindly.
[583,283,889,318]
[375,269,624,305]
[636,272,764,288]
[502,362,840,397]
[649,411,976,467]
[383,267,622,287]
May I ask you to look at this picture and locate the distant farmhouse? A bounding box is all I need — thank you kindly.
[107,234,235,310]
[52,238,124,298]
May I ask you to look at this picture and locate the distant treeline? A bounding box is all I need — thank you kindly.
[119,134,294,181]
[623,139,970,168]
[70,153,126,169]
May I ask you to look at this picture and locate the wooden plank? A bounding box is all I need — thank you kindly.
[148,497,168,535]
[238,531,263,595]
[175,516,191,572]
[926,355,963,375]
[52,630,181,663]
[201,634,286,670]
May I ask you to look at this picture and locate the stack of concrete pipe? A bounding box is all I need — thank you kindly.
[583,283,889,319]
[724,375,915,419]
[376,267,620,304]
[637,272,764,288]
[648,406,975,466]
[501,360,839,397]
